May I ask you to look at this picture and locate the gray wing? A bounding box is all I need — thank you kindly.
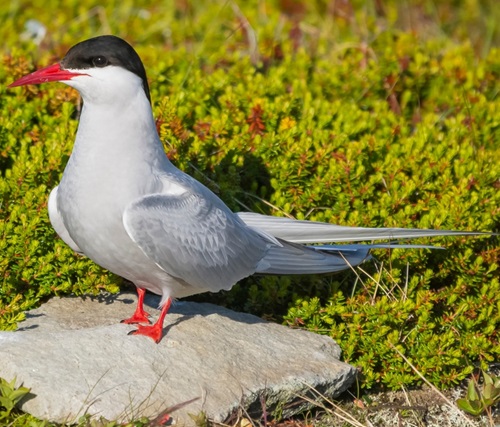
[123,193,271,292]
[237,212,490,243]
[48,186,83,254]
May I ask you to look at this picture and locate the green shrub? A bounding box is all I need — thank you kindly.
[0,0,498,394]
[0,377,30,422]
[457,371,500,417]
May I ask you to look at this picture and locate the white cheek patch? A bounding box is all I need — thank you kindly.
[61,66,145,106]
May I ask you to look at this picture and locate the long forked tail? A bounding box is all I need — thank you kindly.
[240,212,493,275]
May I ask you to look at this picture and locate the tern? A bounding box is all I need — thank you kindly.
[9,35,489,343]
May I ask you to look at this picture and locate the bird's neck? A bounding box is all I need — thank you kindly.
[72,93,169,170]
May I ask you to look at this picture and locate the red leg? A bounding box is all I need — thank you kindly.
[128,298,172,343]
[121,288,151,324]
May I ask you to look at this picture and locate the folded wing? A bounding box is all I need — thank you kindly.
[123,193,270,292]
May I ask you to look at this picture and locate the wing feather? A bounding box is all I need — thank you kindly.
[123,193,269,292]
[237,212,489,243]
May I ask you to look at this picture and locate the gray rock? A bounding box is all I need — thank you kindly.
[0,293,356,425]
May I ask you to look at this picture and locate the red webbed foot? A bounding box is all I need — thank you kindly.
[121,312,151,324]
[128,322,163,343]
[121,287,150,324]
[128,298,172,343]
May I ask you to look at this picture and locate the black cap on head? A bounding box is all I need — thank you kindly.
[61,35,151,103]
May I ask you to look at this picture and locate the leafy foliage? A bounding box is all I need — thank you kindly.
[0,0,499,401]
[283,271,500,389]
[0,377,30,421]
[457,371,500,416]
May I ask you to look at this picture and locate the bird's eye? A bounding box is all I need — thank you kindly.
[92,56,108,67]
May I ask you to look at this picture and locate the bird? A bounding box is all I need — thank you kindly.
[9,35,489,343]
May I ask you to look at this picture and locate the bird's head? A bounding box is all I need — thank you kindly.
[9,35,151,105]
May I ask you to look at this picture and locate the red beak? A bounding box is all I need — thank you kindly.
[8,63,86,88]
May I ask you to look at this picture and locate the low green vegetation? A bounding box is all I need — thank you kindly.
[0,378,30,422]
[457,371,500,417]
[0,1,499,424]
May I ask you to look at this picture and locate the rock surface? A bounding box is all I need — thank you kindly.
[0,293,356,425]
